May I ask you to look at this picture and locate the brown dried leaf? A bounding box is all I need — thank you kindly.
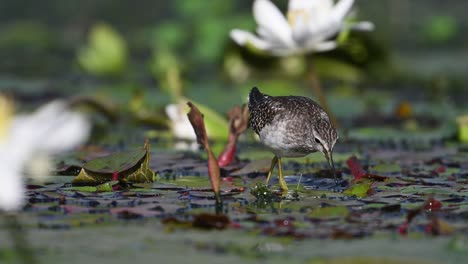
[186,102,221,200]
[227,104,249,136]
[187,102,208,148]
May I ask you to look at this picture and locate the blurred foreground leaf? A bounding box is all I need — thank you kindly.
[72,140,154,185]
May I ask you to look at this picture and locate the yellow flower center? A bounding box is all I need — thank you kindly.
[287,9,310,27]
[0,95,13,141]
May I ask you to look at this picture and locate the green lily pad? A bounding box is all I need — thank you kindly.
[344,180,373,198]
[308,206,349,220]
[371,164,401,174]
[62,181,117,192]
[72,140,155,185]
[160,176,210,188]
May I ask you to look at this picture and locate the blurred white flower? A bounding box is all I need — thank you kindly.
[0,98,90,211]
[230,0,374,56]
[165,103,200,151]
[165,103,196,140]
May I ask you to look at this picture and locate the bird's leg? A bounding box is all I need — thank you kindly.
[265,156,278,186]
[277,158,288,193]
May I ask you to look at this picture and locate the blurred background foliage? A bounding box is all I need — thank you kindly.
[0,0,466,144]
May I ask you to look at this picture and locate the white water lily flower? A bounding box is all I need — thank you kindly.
[165,103,199,151]
[0,98,90,211]
[230,0,374,56]
[165,103,196,140]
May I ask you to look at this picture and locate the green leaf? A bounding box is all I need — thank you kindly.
[152,21,187,50]
[193,17,228,63]
[344,180,373,198]
[182,98,229,141]
[371,164,401,174]
[423,15,457,43]
[83,149,146,174]
[160,175,211,188]
[72,140,155,185]
[77,23,127,76]
[308,206,349,220]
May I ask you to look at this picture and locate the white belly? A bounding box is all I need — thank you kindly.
[259,122,314,158]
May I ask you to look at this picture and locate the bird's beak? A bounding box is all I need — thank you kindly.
[324,150,337,184]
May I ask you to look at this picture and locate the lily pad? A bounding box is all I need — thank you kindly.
[308,206,349,220]
[72,140,155,185]
[344,180,373,198]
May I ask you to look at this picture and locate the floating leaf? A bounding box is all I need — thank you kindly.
[160,176,211,188]
[344,179,373,198]
[72,140,154,185]
[308,206,349,220]
[371,164,401,174]
[346,156,388,181]
[231,159,271,176]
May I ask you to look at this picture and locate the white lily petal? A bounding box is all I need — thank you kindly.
[288,0,333,27]
[10,101,90,156]
[331,0,355,22]
[303,0,355,45]
[165,104,196,140]
[0,100,90,211]
[253,0,294,47]
[290,15,310,46]
[288,0,333,11]
[38,112,90,153]
[230,29,273,51]
[270,46,308,57]
[0,165,24,211]
[309,41,337,52]
[350,21,375,31]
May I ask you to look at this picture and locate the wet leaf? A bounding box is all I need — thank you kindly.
[346,156,389,181]
[371,164,401,174]
[346,156,366,180]
[192,213,230,230]
[72,140,155,185]
[344,179,373,198]
[308,206,349,220]
[230,159,271,175]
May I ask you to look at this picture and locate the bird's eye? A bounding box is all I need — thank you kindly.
[314,138,321,144]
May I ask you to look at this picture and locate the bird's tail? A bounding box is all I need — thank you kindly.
[248,87,265,108]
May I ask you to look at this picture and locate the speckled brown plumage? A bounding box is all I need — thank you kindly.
[248,87,339,191]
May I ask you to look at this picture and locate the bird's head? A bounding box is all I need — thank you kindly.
[312,118,338,181]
